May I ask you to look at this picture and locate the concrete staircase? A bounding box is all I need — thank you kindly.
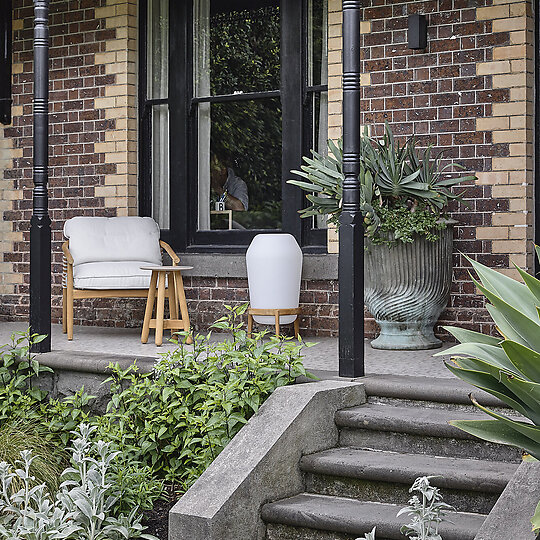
[262,375,521,540]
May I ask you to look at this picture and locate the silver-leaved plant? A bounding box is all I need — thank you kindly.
[0,424,157,540]
[397,476,454,540]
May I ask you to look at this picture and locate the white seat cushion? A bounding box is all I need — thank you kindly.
[73,261,157,290]
[64,217,162,266]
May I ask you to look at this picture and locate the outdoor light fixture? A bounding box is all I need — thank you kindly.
[408,14,427,50]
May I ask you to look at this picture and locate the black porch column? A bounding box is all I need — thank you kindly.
[339,0,364,377]
[30,0,51,352]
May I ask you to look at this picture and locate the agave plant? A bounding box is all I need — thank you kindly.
[406,142,475,211]
[438,247,540,532]
[288,123,474,244]
[287,137,379,230]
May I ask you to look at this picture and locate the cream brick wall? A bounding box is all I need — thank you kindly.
[94,0,138,216]
[327,2,371,254]
[476,0,534,276]
[0,130,23,296]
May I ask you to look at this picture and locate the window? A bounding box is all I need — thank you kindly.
[139,0,328,252]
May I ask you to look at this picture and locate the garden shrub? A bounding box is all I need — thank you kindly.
[0,304,311,516]
[94,304,313,489]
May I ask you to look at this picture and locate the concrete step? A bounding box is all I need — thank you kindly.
[360,374,508,408]
[301,447,518,514]
[336,403,522,462]
[262,493,485,540]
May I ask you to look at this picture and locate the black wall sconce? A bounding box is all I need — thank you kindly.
[408,14,427,50]
[0,0,12,126]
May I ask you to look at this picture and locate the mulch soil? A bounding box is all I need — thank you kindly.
[143,484,180,540]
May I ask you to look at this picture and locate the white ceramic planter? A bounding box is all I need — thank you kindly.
[246,234,303,324]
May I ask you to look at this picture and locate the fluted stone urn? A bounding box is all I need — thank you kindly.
[364,221,455,350]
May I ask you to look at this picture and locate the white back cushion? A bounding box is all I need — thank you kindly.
[64,217,162,266]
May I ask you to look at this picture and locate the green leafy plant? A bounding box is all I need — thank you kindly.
[288,123,475,246]
[92,304,312,489]
[438,247,540,533]
[0,424,157,540]
[397,476,454,540]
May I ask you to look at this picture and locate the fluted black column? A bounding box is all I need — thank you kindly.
[339,0,364,377]
[30,0,51,352]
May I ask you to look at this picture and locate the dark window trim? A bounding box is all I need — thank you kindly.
[0,0,12,126]
[139,0,329,254]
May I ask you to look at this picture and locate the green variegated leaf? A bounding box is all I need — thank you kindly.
[440,342,522,377]
[445,363,534,419]
[476,282,540,351]
[468,256,539,321]
[450,419,540,458]
[501,341,540,381]
[439,326,502,346]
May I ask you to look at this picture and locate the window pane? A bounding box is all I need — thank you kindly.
[151,104,170,229]
[147,0,169,99]
[198,98,282,231]
[308,0,327,87]
[194,0,280,97]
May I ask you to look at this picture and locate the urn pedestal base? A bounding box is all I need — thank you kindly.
[371,321,442,350]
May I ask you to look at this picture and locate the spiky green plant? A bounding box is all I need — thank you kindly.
[438,246,540,533]
[287,137,379,230]
[288,123,474,243]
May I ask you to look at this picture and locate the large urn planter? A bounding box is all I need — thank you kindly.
[364,220,455,350]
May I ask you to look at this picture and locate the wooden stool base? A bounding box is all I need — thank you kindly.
[247,307,301,338]
[141,266,193,346]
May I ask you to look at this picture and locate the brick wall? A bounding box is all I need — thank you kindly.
[0,0,138,325]
[327,0,534,338]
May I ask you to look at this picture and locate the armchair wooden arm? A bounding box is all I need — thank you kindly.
[62,241,74,264]
[160,240,180,266]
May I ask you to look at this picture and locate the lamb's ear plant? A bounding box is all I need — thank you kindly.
[438,246,540,533]
[397,476,454,540]
[355,526,377,540]
[0,423,157,540]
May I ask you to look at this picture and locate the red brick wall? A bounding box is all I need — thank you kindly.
[1,0,120,322]
[184,277,339,337]
[359,0,512,337]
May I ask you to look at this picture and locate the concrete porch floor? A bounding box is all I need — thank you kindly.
[0,321,454,379]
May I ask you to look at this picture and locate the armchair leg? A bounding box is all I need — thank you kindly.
[62,288,67,334]
[67,286,74,340]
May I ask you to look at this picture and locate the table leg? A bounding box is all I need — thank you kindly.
[141,271,158,344]
[247,312,253,338]
[168,273,179,338]
[175,271,192,345]
[155,271,166,346]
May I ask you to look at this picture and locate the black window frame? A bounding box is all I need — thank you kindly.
[139,0,328,253]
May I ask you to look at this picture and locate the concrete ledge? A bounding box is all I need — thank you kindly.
[169,379,366,540]
[37,350,156,374]
[179,253,338,280]
[34,350,156,413]
[474,460,540,540]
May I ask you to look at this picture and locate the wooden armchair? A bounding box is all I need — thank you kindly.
[62,216,179,340]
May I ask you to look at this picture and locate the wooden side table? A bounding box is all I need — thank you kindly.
[140,266,193,346]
